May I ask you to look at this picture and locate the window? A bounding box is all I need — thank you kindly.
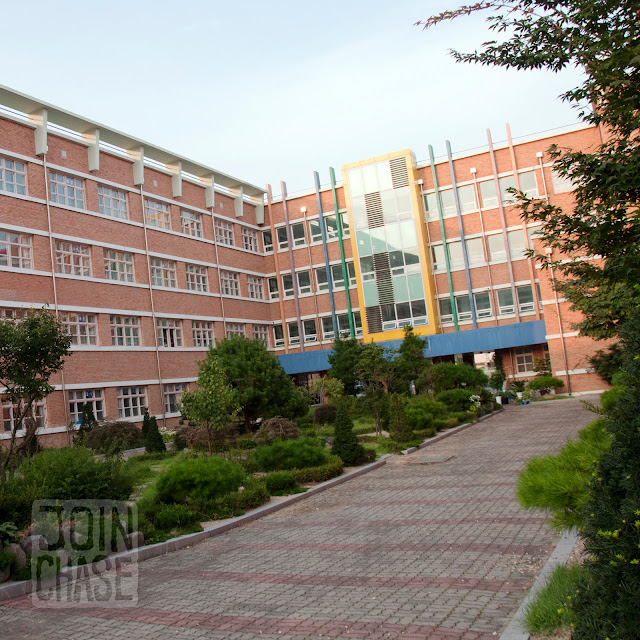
[309,219,322,243]
[479,180,498,209]
[0,308,27,320]
[247,276,264,299]
[431,245,446,271]
[98,186,128,219]
[157,318,182,347]
[498,175,518,204]
[303,319,317,343]
[515,347,535,373]
[517,285,535,312]
[447,241,464,269]
[297,271,311,295]
[466,237,485,266]
[474,292,492,318]
[61,312,97,345]
[332,263,356,289]
[507,230,527,259]
[551,169,574,194]
[276,227,288,250]
[316,267,329,292]
[353,311,363,336]
[104,249,134,282]
[186,264,208,291]
[0,231,31,269]
[164,383,186,414]
[273,324,285,347]
[518,172,539,199]
[56,241,91,276]
[192,320,214,347]
[181,210,202,237]
[110,315,140,346]
[291,222,306,247]
[241,228,258,252]
[150,258,176,288]
[282,274,294,298]
[268,277,279,300]
[0,157,26,195]
[215,219,234,246]
[324,215,339,240]
[341,212,350,237]
[220,270,240,296]
[117,386,147,419]
[287,321,300,345]
[253,324,269,345]
[2,400,46,432]
[321,316,335,340]
[144,199,171,229]
[263,230,273,253]
[487,234,506,261]
[439,298,454,323]
[456,295,473,321]
[226,323,245,338]
[49,172,85,208]
[497,288,515,315]
[69,389,105,424]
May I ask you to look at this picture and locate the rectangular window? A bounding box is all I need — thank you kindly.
[241,228,258,252]
[515,346,534,373]
[309,219,322,243]
[479,180,498,209]
[186,264,208,291]
[276,227,288,250]
[50,172,85,208]
[98,186,128,219]
[431,244,446,271]
[215,219,234,246]
[282,274,294,298]
[457,185,477,212]
[263,230,273,253]
[287,321,300,345]
[268,277,279,300]
[117,386,147,419]
[192,320,214,347]
[316,267,329,291]
[466,237,485,265]
[297,270,311,295]
[181,210,202,237]
[353,311,363,336]
[519,171,539,199]
[247,276,264,299]
[273,324,285,347]
[104,249,134,282]
[487,234,506,261]
[321,316,335,340]
[2,401,46,432]
[220,270,240,296]
[0,157,27,195]
[56,241,91,276]
[291,222,306,247]
[157,318,183,348]
[325,215,339,240]
[69,389,105,424]
[507,229,527,259]
[226,323,245,338]
[447,241,464,269]
[474,292,492,318]
[164,383,186,414]
[0,308,28,320]
[144,199,171,229]
[456,295,473,321]
[551,169,574,194]
[0,231,31,269]
[517,284,535,312]
[497,288,515,315]
[253,324,269,345]
[110,315,140,346]
[150,258,176,288]
[303,319,317,343]
[341,212,350,236]
[439,298,454,324]
[61,312,97,345]
[498,175,518,205]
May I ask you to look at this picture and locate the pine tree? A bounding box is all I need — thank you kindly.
[142,410,166,453]
[387,394,413,443]
[331,405,367,466]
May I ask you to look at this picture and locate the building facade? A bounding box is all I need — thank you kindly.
[0,86,608,445]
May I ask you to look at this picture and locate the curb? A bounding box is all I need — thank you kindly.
[499,529,579,640]
[0,454,391,602]
[401,408,502,455]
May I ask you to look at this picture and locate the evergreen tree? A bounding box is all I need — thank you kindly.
[387,394,413,443]
[142,410,166,453]
[391,326,429,394]
[331,405,367,466]
[328,336,364,396]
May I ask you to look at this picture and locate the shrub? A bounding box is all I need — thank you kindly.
[152,504,200,531]
[404,396,448,431]
[142,412,166,453]
[264,471,297,495]
[429,362,489,393]
[254,438,327,471]
[313,403,338,425]
[587,342,624,384]
[86,421,142,453]
[253,416,301,446]
[155,456,245,504]
[294,410,314,431]
[173,423,238,452]
[173,428,188,451]
[331,407,368,466]
[413,428,436,439]
[435,388,474,412]
[529,376,565,394]
[387,395,413,442]
[432,419,448,431]
[195,477,270,520]
[292,455,344,484]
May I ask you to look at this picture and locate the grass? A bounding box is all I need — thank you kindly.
[531,395,571,403]
[524,564,585,635]
[123,450,183,493]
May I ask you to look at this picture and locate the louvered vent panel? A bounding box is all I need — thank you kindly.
[390,158,409,189]
[364,192,384,228]
[376,278,394,304]
[365,306,383,334]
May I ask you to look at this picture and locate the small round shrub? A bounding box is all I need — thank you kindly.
[254,438,327,471]
[86,421,142,453]
[155,456,245,504]
[253,417,301,446]
[153,504,200,530]
[265,471,297,494]
[435,388,474,412]
[313,403,338,425]
[529,376,565,394]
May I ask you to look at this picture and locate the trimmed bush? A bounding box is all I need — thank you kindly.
[413,427,436,439]
[529,376,565,394]
[292,455,344,484]
[435,388,474,412]
[253,416,301,446]
[254,438,327,472]
[331,407,368,466]
[155,456,245,504]
[195,477,270,520]
[264,471,297,494]
[404,396,448,431]
[387,394,413,442]
[313,403,338,425]
[86,421,142,453]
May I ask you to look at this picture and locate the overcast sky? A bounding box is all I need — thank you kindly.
[1,1,583,195]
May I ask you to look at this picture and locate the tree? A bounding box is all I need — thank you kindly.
[331,404,367,466]
[179,353,240,455]
[309,375,344,403]
[387,394,413,442]
[328,336,363,396]
[212,336,308,433]
[421,362,488,394]
[391,326,430,394]
[418,0,640,338]
[356,342,391,436]
[0,309,71,478]
[141,410,166,453]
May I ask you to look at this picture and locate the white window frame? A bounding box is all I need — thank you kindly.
[98,186,128,219]
[2,400,46,433]
[56,241,91,276]
[49,172,85,208]
[164,383,186,415]
[117,386,147,419]
[474,292,493,319]
[303,319,317,343]
[180,210,202,237]
[226,322,245,338]
[497,288,516,315]
[290,222,306,247]
[104,249,134,282]
[297,270,312,295]
[192,320,214,347]
[110,315,140,347]
[515,347,535,373]
[186,264,208,292]
[247,276,264,300]
[517,284,535,312]
[61,312,98,345]
[287,321,300,345]
[487,234,507,261]
[263,231,273,253]
[144,199,171,229]
[157,318,183,348]
[276,227,288,250]
[215,219,234,246]
[268,277,279,300]
[0,230,32,269]
[241,228,258,252]
[69,389,105,424]
[282,274,294,298]
[220,270,240,296]
[252,324,269,345]
[0,157,27,195]
[273,324,285,347]
[150,258,177,288]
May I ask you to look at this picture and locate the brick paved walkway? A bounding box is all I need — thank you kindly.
[1,397,596,640]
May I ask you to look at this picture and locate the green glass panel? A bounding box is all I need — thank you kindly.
[363,281,379,306]
[399,220,416,248]
[407,273,424,299]
[356,230,372,256]
[370,227,387,254]
[392,276,409,302]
